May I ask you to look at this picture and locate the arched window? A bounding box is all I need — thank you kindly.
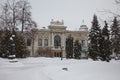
[54,35,61,48]
[27,38,31,46]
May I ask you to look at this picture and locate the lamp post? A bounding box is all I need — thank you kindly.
[60,46,64,60]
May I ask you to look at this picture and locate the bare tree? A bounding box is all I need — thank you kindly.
[25,21,37,56]
[0,3,12,30]
[16,0,33,32]
[106,0,120,18]
[115,0,120,18]
[0,0,36,32]
[7,0,19,30]
[0,0,37,57]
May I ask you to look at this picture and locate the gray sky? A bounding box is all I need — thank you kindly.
[29,0,116,30]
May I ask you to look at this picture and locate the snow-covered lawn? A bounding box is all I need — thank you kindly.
[0,57,120,80]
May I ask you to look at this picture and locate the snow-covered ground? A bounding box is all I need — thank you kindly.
[0,57,120,80]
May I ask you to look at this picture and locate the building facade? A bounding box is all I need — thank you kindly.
[27,20,89,58]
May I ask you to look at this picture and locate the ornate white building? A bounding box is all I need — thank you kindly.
[27,20,89,58]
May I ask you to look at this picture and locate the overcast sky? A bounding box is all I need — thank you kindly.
[29,0,116,30]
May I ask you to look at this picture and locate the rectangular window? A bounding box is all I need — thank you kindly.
[44,39,48,46]
[82,40,85,46]
[38,39,42,46]
[27,38,31,46]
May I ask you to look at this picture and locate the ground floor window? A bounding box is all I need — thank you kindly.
[54,52,62,57]
[27,38,31,46]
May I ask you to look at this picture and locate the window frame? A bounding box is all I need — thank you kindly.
[44,39,48,46]
[27,38,31,46]
[38,39,42,46]
[54,35,61,48]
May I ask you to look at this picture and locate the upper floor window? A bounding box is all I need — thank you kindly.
[82,40,85,46]
[27,38,31,46]
[44,39,48,46]
[38,39,42,46]
[54,35,61,48]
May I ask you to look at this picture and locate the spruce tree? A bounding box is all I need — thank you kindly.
[0,29,11,58]
[0,29,29,58]
[100,21,111,61]
[73,40,82,59]
[0,30,4,57]
[89,14,101,60]
[66,35,74,58]
[111,17,120,57]
[14,33,29,58]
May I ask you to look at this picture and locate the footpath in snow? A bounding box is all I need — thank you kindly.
[0,57,120,80]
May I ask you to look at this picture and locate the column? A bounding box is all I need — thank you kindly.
[62,32,66,57]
